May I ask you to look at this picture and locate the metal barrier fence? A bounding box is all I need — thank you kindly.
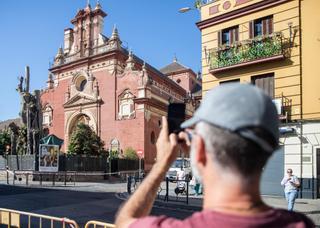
[0,207,79,228]
[84,220,115,228]
[128,176,192,205]
[5,170,77,186]
[0,155,143,173]
[0,155,35,171]
[4,169,140,187]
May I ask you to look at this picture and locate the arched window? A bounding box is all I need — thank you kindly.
[79,79,87,91]
[118,90,135,120]
[75,75,87,92]
[110,139,120,152]
[43,105,53,126]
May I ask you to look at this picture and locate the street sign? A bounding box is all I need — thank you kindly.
[137,150,144,159]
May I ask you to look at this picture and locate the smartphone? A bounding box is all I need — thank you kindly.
[167,103,186,135]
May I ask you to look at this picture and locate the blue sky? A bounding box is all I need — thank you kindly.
[0,0,201,121]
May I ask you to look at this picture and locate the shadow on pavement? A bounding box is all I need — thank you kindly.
[0,184,120,226]
[0,184,194,226]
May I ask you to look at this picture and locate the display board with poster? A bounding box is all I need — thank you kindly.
[39,144,59,172]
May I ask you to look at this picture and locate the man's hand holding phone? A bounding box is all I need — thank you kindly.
[178,131,192,157]
[167,103,186,135]
[154,116,178,172]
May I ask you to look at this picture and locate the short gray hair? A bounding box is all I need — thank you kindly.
[195,122,272,176]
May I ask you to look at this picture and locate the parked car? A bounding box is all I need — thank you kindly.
[166,158,192,181]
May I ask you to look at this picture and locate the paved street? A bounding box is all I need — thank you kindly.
[0,183,193,227]
[1,177,320,226]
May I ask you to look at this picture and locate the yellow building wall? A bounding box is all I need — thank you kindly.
[201,0,264,21]
[200,0,303,120]
[301,0,320,120]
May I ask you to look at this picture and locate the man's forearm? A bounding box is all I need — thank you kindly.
[115,116,179,228]
[115,163,168,227]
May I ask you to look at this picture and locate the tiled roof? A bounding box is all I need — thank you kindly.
[160,62,190,75]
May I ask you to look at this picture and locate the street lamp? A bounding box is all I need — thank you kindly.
[179,0,205,13]
[179,7,193,13]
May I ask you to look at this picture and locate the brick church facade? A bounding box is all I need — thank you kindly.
[40,3,201,170]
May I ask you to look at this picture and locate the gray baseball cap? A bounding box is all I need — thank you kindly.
[181,83,279,153]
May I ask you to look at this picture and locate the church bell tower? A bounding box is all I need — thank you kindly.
[64,1,107,57]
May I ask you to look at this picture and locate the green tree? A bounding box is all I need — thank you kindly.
[194,0,205,9]
[0,128,11,154]
[16,126,27,155]
[109,150,119,159]
[68,123,105,156]
[124,147,138,160]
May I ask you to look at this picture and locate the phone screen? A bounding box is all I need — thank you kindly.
[167,103,186,134]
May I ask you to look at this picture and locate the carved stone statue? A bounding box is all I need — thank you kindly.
[16,66,42,155]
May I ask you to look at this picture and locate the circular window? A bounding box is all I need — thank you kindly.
[176,79,181,84]
[151,131,156,144]
[75,75,87,92]
[79,79,87,91]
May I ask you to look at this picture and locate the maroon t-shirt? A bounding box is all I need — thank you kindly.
[130,209,314,228]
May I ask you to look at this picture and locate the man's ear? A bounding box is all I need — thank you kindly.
[195,135,206,167]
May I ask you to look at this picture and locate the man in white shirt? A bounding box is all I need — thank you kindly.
[281,168,300,211]
[176,167,186,191]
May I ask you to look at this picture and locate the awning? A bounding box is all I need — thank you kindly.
[40,134,64,146]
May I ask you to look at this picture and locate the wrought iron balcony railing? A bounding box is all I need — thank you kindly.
[209,32,285,73]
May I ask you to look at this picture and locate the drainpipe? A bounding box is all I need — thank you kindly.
[300,121,303,198]
[311,144,314,199]
[298,0,303,199]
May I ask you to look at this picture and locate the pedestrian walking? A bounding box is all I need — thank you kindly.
[189,175,196,194]
[281,168,300,211]
[175,167,186,195]
[198,182,203,195]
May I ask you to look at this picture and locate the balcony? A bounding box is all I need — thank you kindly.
[209,32,285,73]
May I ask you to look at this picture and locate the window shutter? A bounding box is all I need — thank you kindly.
[269,75,275,98]
[249,21,254,39]
[262,19,267,36]
[252,73,275,98]
[217,31,222,47]
[235,27,239,43]
[230,30,234,45]
[268,17,273,35]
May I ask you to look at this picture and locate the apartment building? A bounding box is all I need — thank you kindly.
[197,0,320,198]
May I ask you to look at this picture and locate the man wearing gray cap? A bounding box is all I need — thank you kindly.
[116,84,314,228]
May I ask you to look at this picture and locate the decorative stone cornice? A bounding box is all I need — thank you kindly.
[63,93,101,109]
[196,0,291,30]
